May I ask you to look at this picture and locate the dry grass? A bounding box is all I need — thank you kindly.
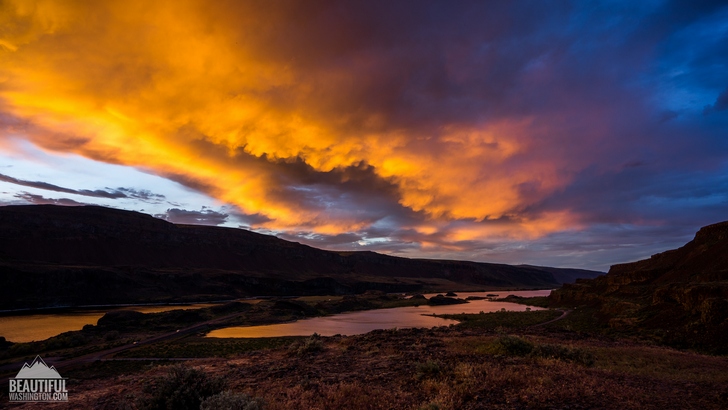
[23,319,728,409]
[221,328,727,409]
[264,382,416,410]
[591,345,728,383]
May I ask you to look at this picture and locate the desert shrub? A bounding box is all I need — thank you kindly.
[200,391,264,410]
[492,336,594,365]
[209,302,251,315]
[97,310,146,328]
[104,331,120,341]
[569,348,596,367]
[0,336,11,347]
[139,364,226,410]
[415,360,442,380]
[530,343,570,360]
[288,333,324,356]
[6,331,89,358]
[531,343,595,366]
[267,381,412,409]
[497,335,534,356]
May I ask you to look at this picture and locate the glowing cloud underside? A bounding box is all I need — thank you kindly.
[0,0,578,238]
[1,0,727,264]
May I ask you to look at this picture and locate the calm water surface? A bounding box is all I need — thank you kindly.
[0,304,216,343]
[1,290,551,343]
[207,290,551,338]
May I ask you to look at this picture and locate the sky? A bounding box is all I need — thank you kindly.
[1,0,727,272]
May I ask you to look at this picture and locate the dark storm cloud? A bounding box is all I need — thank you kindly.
[704,86,728,114]
[525,165,728,223]
[2,1,728,270]
[249,0,728,244]
[440,223,708,272]
[155,208,229,226]
[227,0,575,131]
[13,192,86,206]
[235,212,273,227]
[278,232,363,248]
[0,172,126,199]
[176,137,412,228]
[278,229,422,254]
[0,172,168,203]
[114,188,166,202]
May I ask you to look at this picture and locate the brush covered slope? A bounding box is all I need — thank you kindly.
[550,221,728,352]
[0,205,601,309]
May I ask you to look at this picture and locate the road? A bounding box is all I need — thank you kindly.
[530,309,572,327]
[0,309,247,383]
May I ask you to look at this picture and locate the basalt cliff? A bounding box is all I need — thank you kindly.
[550,221,728,352]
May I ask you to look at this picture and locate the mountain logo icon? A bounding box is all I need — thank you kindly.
[14,356,63,379]
[9,355,68,402]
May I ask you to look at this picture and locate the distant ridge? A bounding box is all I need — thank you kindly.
[518,265,605,285]
[0,205,602,309]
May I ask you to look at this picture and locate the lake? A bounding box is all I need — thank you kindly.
[0,290,551,343]
[206,290,551,338]
[0,303,216,343]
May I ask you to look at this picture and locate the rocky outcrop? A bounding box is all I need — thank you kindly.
[550,221,728,352]
[427,295,468,305]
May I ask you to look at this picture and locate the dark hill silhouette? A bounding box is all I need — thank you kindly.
[550,221,728,353]
[517,264,604,286]
[0,205,601,309]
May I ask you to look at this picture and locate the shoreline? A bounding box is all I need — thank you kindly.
[0,288,556,317]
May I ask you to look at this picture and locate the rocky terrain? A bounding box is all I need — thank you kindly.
[1,291,724,409]
[0,205,601,310]
[550,221,728,352]
[5,312,727,410]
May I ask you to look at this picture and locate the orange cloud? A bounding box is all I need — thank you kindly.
[0,0,582,241]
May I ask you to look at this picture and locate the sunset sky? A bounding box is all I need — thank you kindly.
[1,1,727,271]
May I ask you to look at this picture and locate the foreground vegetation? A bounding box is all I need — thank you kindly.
[1,307,724,409]
[59,327,727,409]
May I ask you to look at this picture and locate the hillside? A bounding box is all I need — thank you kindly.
[550,221,728,352]
[0,205,601,310]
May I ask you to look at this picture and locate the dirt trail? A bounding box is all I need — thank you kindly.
[531,309,572,327]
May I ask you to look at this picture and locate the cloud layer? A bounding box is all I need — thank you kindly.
[0,172,166,202]
[1,1,727,270]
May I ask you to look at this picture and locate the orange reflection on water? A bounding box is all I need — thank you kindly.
[0,304,215,343]
[207,290,550,338]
